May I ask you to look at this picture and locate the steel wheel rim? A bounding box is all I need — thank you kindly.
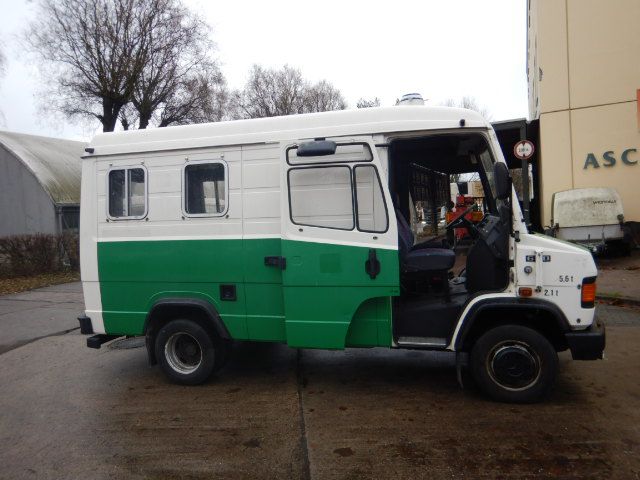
[486,340,541,391]
[165,332,203,375]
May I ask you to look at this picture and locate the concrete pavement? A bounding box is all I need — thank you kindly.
[0,282,639,479]
[0,282,83,354]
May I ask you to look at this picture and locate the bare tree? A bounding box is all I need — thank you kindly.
[357,97,381,108]
[238,65,347,119]
[442,96,492,120]
[304,80,347,112]
[157,66,233,126]
[26,0,225,132]
[127,2,225,129]
[118,104,138,131]
[238,65,305,118]
[25,0,154,132]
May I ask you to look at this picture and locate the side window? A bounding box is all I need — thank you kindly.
[354,165,388,233]
[184,162,227,216]
[108,167,147,219]
[289,166,354,230]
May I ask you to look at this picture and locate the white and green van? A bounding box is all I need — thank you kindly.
[78,106,605,403]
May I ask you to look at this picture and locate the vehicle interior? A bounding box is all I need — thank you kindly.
[388,132,512,348]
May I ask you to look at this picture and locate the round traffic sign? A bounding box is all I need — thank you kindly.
[514,140,535,160]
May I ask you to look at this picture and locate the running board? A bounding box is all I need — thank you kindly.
[87,334,119,349]
[396,336,448,349]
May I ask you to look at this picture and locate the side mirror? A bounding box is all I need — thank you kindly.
[296,140,337,157]
[494,162,511,200]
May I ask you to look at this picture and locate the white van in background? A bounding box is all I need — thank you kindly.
[548,187,630,255]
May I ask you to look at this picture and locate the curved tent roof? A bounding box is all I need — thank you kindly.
[0,130,85,205]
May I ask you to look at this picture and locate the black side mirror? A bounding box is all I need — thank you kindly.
[296,140,337,157]
[494,162,511,200]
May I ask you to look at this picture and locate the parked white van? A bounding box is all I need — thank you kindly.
[78,106,605,403]
[549,187,629,254]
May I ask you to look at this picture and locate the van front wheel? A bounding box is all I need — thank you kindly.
[155,319,225,385]
[470,325,558,403]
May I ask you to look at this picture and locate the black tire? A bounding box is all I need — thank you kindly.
[155,318,228,385]
[470,325,558,403]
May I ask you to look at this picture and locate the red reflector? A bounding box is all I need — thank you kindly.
[518,287,533,297]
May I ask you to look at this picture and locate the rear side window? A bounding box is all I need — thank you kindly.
[108,167,147,219]
[288,166,354,230]
[184,162,227,216]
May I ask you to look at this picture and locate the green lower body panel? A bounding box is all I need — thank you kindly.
[281,239,399,349]
[346,297,393,347]
[96,237,399,349]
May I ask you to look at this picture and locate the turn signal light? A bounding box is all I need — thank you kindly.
[518,287,533,297]
[581,278,597,308]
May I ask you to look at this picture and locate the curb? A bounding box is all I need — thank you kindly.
[596,295,640,307]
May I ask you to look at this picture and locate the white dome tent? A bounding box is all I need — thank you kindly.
[0,130,85,236]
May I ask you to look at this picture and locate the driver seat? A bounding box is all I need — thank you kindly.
[396,209,455,275]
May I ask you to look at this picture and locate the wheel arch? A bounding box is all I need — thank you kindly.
[453,298,571,352]
[144,298,231,365]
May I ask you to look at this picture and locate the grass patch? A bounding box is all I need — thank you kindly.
[0,271,80,296]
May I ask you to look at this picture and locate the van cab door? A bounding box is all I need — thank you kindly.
[279,138,399,348]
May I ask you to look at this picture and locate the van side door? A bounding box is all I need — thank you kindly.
[279,138,399,349]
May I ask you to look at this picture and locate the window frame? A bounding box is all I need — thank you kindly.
[287,164,356,231]
[181,159,229,218]
[286,142,374,166]
[106,165,148,221]
[353,164,390,234]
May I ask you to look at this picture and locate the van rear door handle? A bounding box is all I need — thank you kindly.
[365,249,380,279]
[264,256,286,270]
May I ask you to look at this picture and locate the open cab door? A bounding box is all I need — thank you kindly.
[279,138,399,348]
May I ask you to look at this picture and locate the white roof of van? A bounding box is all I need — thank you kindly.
[87,106,490,157]
[0,130,85,205]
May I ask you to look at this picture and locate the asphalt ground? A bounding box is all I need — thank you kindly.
[0,283,639,479]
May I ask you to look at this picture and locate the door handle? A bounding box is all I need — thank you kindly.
[264,256,286,270]
[365,249,380,279]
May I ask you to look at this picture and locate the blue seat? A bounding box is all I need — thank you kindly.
[396,209,455,273]
[403,247,455,273]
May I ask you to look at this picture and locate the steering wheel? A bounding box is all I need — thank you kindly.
[445,204,480,237]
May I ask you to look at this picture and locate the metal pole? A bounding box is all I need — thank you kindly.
[520,124,531,225]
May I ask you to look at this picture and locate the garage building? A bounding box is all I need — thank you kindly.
[527,0,640,227]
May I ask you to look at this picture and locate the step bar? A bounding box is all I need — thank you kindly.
[86,334,120,349]
[396,336,448,349]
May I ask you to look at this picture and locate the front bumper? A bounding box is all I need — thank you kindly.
[565,319,606,360]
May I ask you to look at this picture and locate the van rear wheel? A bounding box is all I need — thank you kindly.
[470,325,558,403]
[155,319,227,385]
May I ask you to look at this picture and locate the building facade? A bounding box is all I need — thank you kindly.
[528,0,640,226]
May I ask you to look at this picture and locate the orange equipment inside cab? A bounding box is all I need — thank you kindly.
[445,195,484,241]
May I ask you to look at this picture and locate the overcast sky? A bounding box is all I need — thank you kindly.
[0,0,528,141]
